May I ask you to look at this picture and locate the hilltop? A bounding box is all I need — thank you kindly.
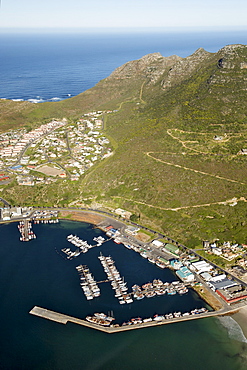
[0,44,247,249]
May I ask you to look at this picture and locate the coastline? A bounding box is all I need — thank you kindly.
[59,210,247,316]
[58,210,247,318]
[231,306,247,340]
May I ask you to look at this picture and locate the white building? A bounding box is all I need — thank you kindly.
[190,261,213,274]
[152,240,164,248]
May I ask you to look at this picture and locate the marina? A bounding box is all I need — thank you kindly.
[61,234,107,259]
[18,220,36,241]
[32,210,59,223]
[98,253,133,304]
[76,264,101,300]
[0,218,246,369]
[132,279,188,300]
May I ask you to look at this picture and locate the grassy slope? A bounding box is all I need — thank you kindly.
[1,46,247,247]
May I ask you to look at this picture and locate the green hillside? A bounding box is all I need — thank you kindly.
[1,44,247,247]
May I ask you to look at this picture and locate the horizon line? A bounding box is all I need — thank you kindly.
[1,26,247,34]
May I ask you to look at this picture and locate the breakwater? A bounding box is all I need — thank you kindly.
[29,305,242,334]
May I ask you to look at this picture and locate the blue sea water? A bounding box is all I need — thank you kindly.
[0,220,247,370]
[0,30,247,102]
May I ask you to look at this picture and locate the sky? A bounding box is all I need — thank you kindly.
[0,0,247,31]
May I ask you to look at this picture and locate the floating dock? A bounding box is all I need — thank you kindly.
[29,305,241,334]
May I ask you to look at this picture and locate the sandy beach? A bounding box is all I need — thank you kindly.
[231,305,247,339]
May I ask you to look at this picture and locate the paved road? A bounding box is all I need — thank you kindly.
[0,197,11,207]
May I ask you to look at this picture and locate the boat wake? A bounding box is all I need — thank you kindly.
[218,316,247,344]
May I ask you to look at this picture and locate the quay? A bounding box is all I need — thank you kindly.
[29,305,242,334]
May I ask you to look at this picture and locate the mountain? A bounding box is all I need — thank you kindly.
[1,44,247,247]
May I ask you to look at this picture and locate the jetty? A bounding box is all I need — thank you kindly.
[61,235,109,259]
[29,305,242,334]
[76,264,101,300]
[18,220,36,241]
[98,254,133,304]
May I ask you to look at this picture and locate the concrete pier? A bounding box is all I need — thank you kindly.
[29,305,242,334]
[29,306,110,332]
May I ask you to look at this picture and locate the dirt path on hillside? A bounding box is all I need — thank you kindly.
[112,196,247,212]
[167,128,245,156]
[146,152,246,185]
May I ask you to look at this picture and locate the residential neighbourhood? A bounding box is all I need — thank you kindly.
[0,111,113,185]
[203,240,247,261]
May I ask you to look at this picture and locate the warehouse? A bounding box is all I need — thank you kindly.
[176,266,195,283]
[164,243,179,255]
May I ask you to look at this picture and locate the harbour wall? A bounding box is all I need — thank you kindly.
[29,306,241,334]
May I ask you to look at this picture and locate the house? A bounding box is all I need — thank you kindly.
[239,149,247,155]
[212,248,222,256]
[214,135,223,141]
[17,176,34,186]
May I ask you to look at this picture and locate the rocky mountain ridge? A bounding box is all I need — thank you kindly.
[105,44,247,92]
[1,44,247,130]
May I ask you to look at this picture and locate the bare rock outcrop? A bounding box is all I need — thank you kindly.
[105,52,182,84]
[161,48,212,89]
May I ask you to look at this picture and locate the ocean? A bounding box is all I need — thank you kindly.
[0,220,247,370]
[0,30,247,102]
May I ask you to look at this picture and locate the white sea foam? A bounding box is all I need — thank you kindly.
[50,97,61,101]
[218,316,247,343]
[27,98,45,103]
[2,96,64,104]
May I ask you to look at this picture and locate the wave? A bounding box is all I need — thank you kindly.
[0,93,73,104]
[49,97,62,102]
[218,316,247,343]
[27,98,45,103]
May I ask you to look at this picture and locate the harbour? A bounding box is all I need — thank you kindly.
[22,214,247,336]
[0,219,247,369]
